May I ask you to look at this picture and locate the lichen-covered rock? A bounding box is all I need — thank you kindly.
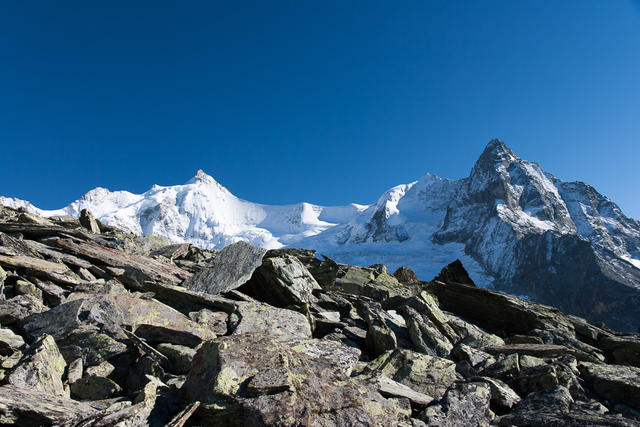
[70,375,122,400]
[6,335,66,396]
[366,321,398,358]
[579,362,640,411]
[182,241,267,294]
[364,349,460,399]
[419,381,494,426]
[473,376,521,411]
[157,343,196,374]
[402,305,452,357]
[246,255,321,307]
[184,333,402,426]
[0,294,47,325]
[0,384,97,425]
[228,301,311,340]
[0,328,25,356]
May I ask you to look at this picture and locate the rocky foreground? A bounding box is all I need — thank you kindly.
[0,205,639,426]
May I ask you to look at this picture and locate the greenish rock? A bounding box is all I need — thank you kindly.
[519,354,546,369]
[229,301,311,340]
[0,328,25,356]
[473,376,521,411]
[364,349,460,399]
[366,321,397,358]
[451,343,495,370]
[6,334,67,396]
[14,280,43,300]
[419,381,494,426]
[247,255,321,307]
[157,343,196,374]
[70,375,122,400]
[67,358,83,384]
[579,362,640,411]
[481,353,520,381]
[85,360,115,377]
[185,333,401,426]
[514,364,559,395]
[0,294,47,326]
[446,313,505,349]
[402,305,452,357]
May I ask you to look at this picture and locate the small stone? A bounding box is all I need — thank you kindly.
[79,209,101,234]
[70,375,122,400]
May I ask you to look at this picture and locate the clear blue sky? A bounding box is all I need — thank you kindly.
[1,1,639,217]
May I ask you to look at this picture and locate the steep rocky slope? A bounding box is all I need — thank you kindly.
[1,206,640,426]
[3,140,640,331]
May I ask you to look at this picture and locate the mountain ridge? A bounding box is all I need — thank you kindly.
[3,139,640,330]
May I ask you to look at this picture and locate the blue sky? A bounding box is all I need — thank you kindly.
[1,1,639,217]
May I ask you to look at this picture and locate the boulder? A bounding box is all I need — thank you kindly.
[70,375,122,400]
[184,333,402,426]
[79,209,101,234]
[364,349,460,399]
[228,301,311,340]
[402,305,452,357]
[0,385,96,425]
[157,343,196,374]
[419,381,494,426]
[393,266,419,284]
[0,328,25,356]
[182,241,267,294]
[579,362,640,411]
[434,259,475,285]
[6,335,66,396]
[244,255,320,307]
[473,376,521,412]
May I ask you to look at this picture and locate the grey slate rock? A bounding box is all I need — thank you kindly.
[182,241,267,294]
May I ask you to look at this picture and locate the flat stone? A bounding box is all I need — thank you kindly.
[182,241,267,294]
[579,362,640,411]
[70,375,122,400]
[229,301,311,340]
[6,335,67,396]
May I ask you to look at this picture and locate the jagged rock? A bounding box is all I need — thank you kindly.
[434,259,476,285]
[70,375,122,400]
[150,243,191,260]
[0,254,79,285]
[244,255,321,307]
[598,334,640,368]
[366,321,398,358]
[579,362,640,411]
[189,309,229,335]
[473,376,521,412]
[451,343,495,370]
[287,338,361,376]
[24,293,215,345]
[332,265,417,301]
[372,374,434,406]
[0,328,25,356]
[419,381,494,426]
[67,358,83,384]
[85,360,115,377]
[51,238,191,285]
[445,312,505,349]
[481,353,520,381]
[514,364,559,395]
[79,209,101,234]
[402,305,452,357]
[183,241,267,294]
[364,349,460,399]
[0,384,97,424]
[485,343,576,359]
[157,343,196,374]
[394,266,419,284]
[57,329,128,366]
[228,301,311,340]
[429,280,575,335]
[505,334,545,345]
[185,333,402,426]
[6,335,66,396]
[13,279,42,300]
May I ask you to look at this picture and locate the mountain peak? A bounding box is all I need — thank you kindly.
[188,169,217,185]
[471,139,519,174]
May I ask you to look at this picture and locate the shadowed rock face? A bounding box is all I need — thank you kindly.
[0,205,640,426]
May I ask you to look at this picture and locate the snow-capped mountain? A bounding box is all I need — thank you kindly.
[3,140,640,330]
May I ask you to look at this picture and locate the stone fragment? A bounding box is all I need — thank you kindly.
[182,241,266,294]
[0,384,96,424]
[185,333,401,426]
[79,209,101,234]
[70,375,122,400]
[189,309,229,335]
[67,358,83,384]
[157,343,196,374]
[402,305,452,357]
[0,328,25,356]
[419,381,494,426]
[579,362,640,411]
[6,335,66,396]
[473,376,521,411]
[228,301,311,340]
[434,259,475,285]
[364,349,460,400]
[85,360,115,378]
[393,266,418,284]
[246,255,320,307]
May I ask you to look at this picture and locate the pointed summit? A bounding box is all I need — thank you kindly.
[188,169,217,185]
[471,139,518,174]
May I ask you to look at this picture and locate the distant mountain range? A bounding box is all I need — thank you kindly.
[3,140,640,331]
